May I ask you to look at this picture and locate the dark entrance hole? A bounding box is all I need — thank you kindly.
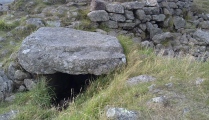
[45,72,97,109]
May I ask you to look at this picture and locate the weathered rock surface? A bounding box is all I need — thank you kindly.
[106,107,140,120]
[18,27,126,75]
[173,16,186,29]
[88,10,109,22]
[0,68,14,101]
[0,110,18,120]
[127,75,156,86]
[193,29,209,44]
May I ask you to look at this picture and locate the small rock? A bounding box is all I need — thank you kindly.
[127,75,156,86]
[148,84,156,91]
[24,79,36,90]
[95,29,107,35]
[106,107,140,120]
[165,83,173,88]
[18,85,26,92]
[14,70,31,81]
[26,18,45,28]
[195,78,204,85]
[5,95,15,102]
[0,110,18,120]
[150,96,169,106]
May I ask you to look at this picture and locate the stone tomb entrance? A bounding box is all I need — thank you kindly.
[17,27,126,109]
[46,73,97,108]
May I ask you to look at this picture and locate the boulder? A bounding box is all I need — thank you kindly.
[87,10,109,22]
[18,27,126,75]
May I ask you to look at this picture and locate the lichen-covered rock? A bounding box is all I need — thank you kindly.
[106,107,140,120]
[126,75,156,86]
[87,10,109,22]
[18,27,126,75]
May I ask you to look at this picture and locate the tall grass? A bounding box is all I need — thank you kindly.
[193,0,209,13]
[0,20,19,31]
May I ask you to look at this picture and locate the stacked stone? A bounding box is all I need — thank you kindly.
[158,0,193,17]
[88,1,167,39]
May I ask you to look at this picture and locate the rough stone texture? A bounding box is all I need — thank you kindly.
[88,10,109,22]
[127,75,156,86]
[106,107,140,120]
[26,18,45,28]
[104,20,118,29]
[18,27,126,75]
[152,32,181,44]
[106,3,124,14]
[124,10,134,20]
[14,70,31,81]
[173,16,186,29]
[109,13,126,22]
[198,21,209,29]
[135,9,146,20]
[122,1,145,10]
[146,0,158,7]
[0,110,18,120]
[193,29,209,45]
[90,0,107,11]
[152,14,166,22]
[24,79,36,90]
[0,68,14,101]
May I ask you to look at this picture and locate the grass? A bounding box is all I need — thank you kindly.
[193,0,209,13]
[0,20,19,31]
[1,35,208,119]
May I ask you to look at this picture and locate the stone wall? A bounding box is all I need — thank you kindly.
[88,0,193,39]
[88,0,209,61]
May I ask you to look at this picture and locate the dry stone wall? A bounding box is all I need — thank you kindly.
[88,0,193,39]
[88,0,209,61]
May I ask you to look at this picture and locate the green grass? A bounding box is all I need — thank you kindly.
[0,77,57,120]
[193,0,209,13]
[0,20,19,31]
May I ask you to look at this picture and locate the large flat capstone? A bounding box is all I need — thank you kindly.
[18,27,126,75]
